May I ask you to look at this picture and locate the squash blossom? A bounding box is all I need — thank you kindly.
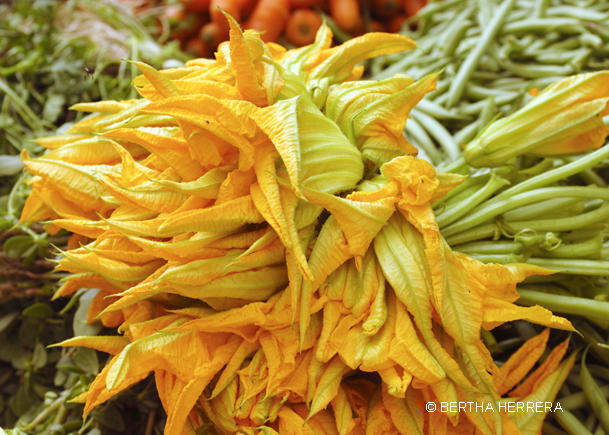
[464,71,609,168]
[22,14,576,435]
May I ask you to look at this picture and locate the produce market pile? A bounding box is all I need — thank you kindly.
[11,11,598,434]
[166,0,426,58]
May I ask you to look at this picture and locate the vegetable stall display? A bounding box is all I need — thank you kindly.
[10,14,582,434]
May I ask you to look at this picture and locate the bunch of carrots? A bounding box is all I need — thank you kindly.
[163,0,427,58]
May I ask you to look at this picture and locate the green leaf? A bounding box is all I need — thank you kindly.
[3,235,35,258]
[0,155,24,176]
[32,342,47,369]
[91,405,125,432]
[42,93,66,123]
[72,347,99,375]
[0,312,19,333]
[9,384,39,417]
[55,355,81,373]
[22,302,54,318]
[73,289,103,337]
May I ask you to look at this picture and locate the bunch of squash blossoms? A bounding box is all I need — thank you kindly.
[19,14,574,435]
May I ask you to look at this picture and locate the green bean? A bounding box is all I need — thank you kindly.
[594,425,607,435]
[497,57,576,78]
[416,99,473,121]
[497,337,524,351]
[502,18,585,35]
[584,412,596,432]
[454,119,482,146]
[465,84,520,105]
[560,387,609,411]
[536,48,590,65]
[580,33,604,49]
[576,320,609,360]
[443,20,474,57]
[411,109,461,161]
[555,409,595,435]
[445,0,517,108]
[582,346,609,434]
[406,0,464,25]
[522,35,559,56]
[533,0,551,18]
[517,289,609,320]
[426,79,451,100]
[404,117,445,166]
[547,6,609,21]
[472,71,507,81]
[477,97,498,135]
[543,423,569,435]
[548,38,589,51]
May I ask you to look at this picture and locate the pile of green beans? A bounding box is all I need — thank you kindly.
[369,1,609,433]
[370,0,609,166]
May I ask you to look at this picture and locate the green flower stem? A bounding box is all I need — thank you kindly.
[502,197,584,222]
[444,202,609,245]
[525,258,609,275]
[561,224,608,242]
[437,173,510,228]
[453,241,522,256]
[439,156,468,174]
[488,146,609,205]
[442,187,609,237]
[466,253,526,264]
[517,288,609,319]
[433,172,488,209]
[535,235,603,259]
[444,224,496,246]
[480,328,500,354]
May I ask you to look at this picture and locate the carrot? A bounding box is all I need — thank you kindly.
[240,0,257,18]
[369,19,385,33]
[185,37,213,59]
[329,0,362,33]
[199,21,225,48]
[387,14,406,33]
[243,0,291,43]
[290,0,321,7]
[210,0,242,27]
[180,0,212,13]
[371,0,402,19]
[285,9,323,46]
[403,0,426,17]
